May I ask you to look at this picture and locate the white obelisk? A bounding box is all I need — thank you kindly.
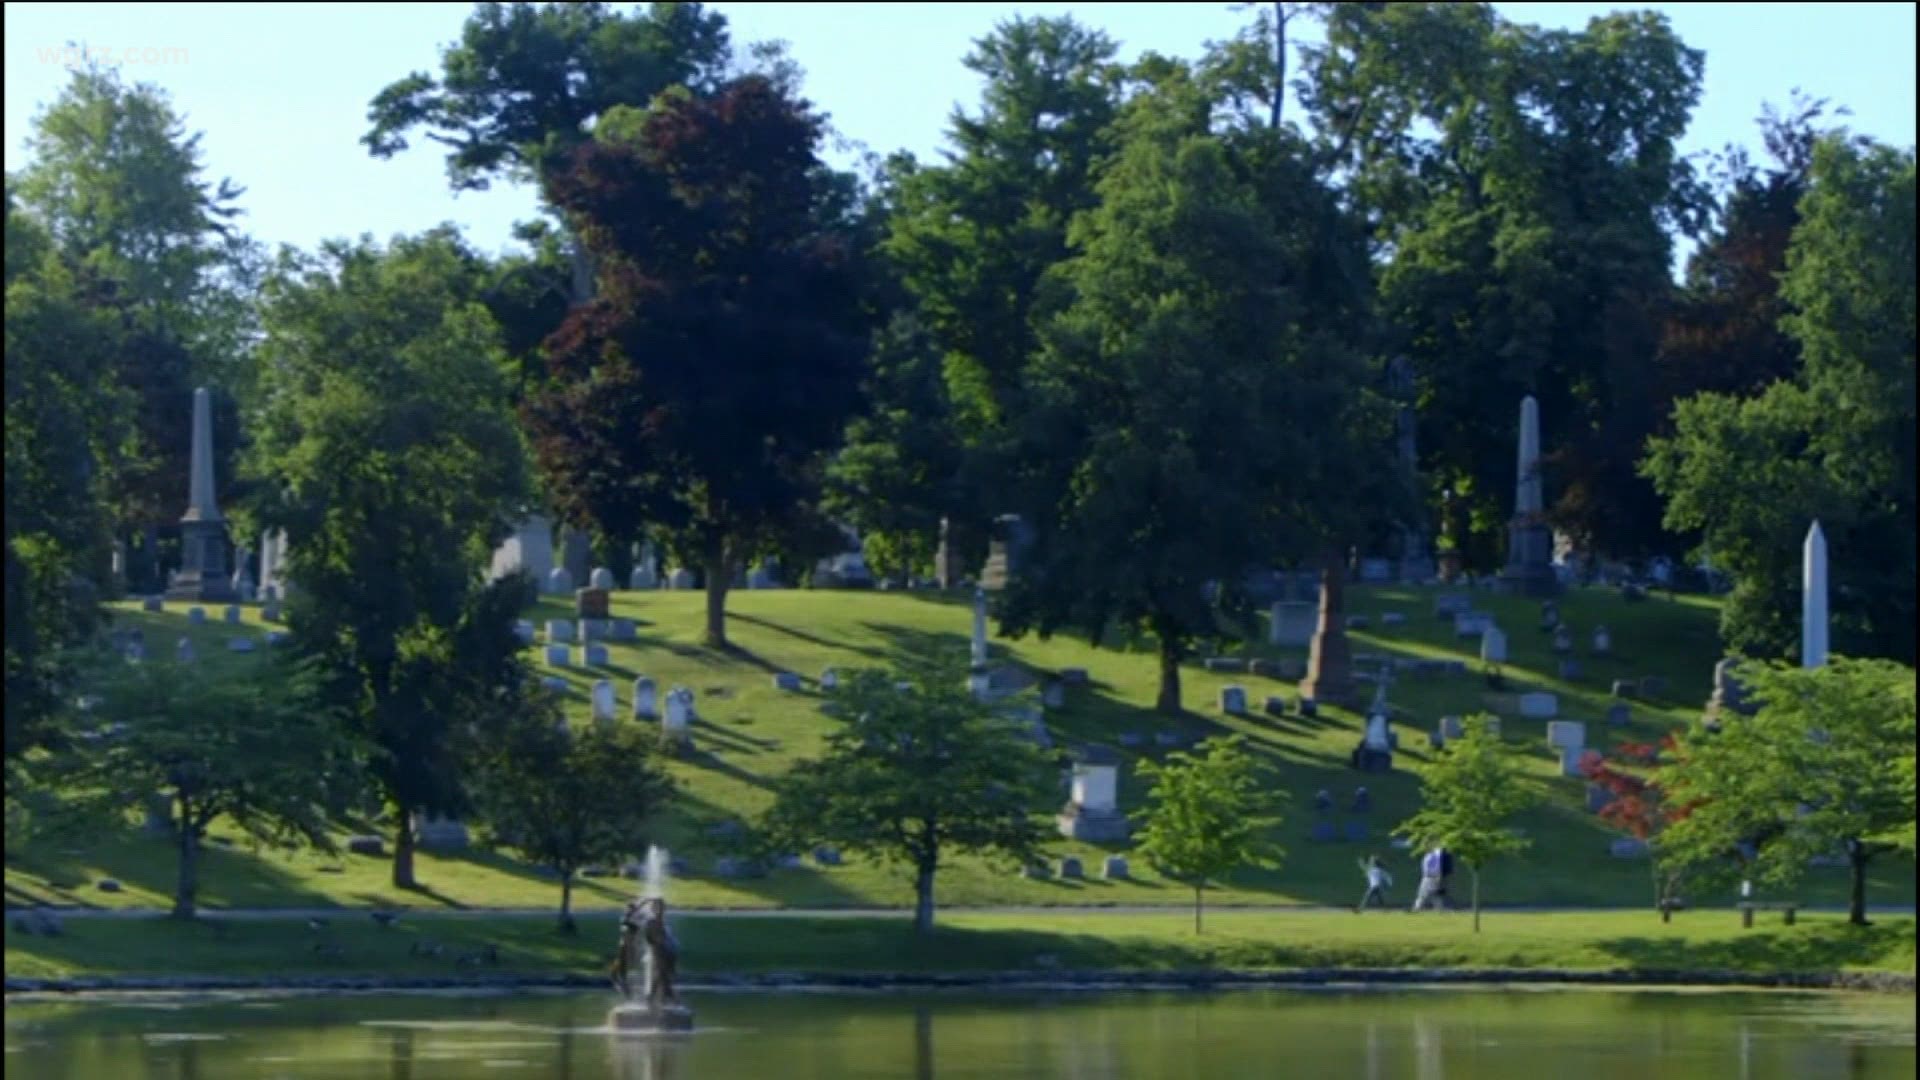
[1802,521,1828,669]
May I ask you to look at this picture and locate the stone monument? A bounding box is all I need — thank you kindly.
[1498,395,1560,597]
[1803,520,1828,669]
[165,388,236,602]
[979,514,1032,591]
[934,516,965,590]
[1297,562,1356,706]
[1056,745,1129,842]
[967,587,992,702]
[489,514,555,585]
[609,891,694,1032]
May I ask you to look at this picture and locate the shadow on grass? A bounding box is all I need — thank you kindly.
[1593,919,1916,973]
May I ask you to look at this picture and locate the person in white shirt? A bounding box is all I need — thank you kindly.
[1412,846,1445,911]
[1354,855,1393,912]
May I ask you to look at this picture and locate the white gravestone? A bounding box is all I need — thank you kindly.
[488,515,554,584]
[632,677,657,719]
[629,564,658,590]
[663,688,693,742]
[584,643,609,666]
[667,568,695,590]
[589,567,616,590]
[820,668,839,690]
[1364,713,1391,751]
[1070,763,1117,813]
[1518,692,1558,719]
[1546,720,1586,751]
[1803,521,1828,669]
[1559,745,1586,777]
[591,680,617,724]
[546,620,574,643]
[1591,625,1612,655]
[546,567,574,596]
[610,618,636,642]
[1480,626,1508,664]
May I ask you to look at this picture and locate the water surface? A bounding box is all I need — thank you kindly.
[6,985,1913,1079]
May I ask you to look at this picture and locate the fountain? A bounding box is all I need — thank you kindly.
[608,845,694,1033]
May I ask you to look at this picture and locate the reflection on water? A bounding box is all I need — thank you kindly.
[4,986,1914,1080]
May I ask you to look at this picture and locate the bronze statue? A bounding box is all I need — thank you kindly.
[610,897,678,1006]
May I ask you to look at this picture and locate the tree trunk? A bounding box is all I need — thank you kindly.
[1471,867,1481,933]
[913,862,936,935]
[1153,616,1183,715]
[392,806,417,890]
[1270,1,1286,130]
[171,795,197,920]
[559,871,577,934]
[1194,885,1204,934]
[1847,843,1870,927]
[703,533,729,648]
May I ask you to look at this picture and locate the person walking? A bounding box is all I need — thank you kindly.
[1354,855,1393,912]
[1435,846,1456,910]
[1411,846,1444,911]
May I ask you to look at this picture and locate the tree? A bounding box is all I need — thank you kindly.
[53,653,362,918]
[1657,658,1915,927]
[1579,739,1689,917]
[1397,715,1534,932]
[1301,4,1710,567]
[4,195,129,761]
[1133,735,1281,933]
[471,705,675,933]
[759,660,1054,934]
[523,77,871,648]
[245,229,534,890]
[997,62,1385,714]
[15,62,258,577]
[1646,135,1915,661]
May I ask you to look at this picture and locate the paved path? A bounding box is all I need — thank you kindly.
[21,904,1917,920]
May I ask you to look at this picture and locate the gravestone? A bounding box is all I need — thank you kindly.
[1519,692,1559,719]
[589,567,616,590]
[813,846,843,866]
[629,564,658,590]
[933,517,964,590]
[188,607,207,625]
[264,631,289,648]
[1499,395,1561,597]
[262,599,283,622]
[1551,625,1573,654]
[1558,658,1583,681]
[1057,746,1128,841]
[546,644,570,667]
[1042,679,1065,709]
[591,680,617,723]
[1592,625,1612,656]
[1433,593,1471,619]
[1298,697,1318,718]
[575,588,610,619]
[1343,820,1369,842]
[1298,567,1356,706]
[584,644,609,667]
[227,637,255,653]
[1707,659,1755,718]
[1480,626,1509,664]
[773,672,802,691]
[1558,745,1586,777]
[1454,611,1495,639]
[1219,685,1248,715]
[662,688,693,746]
[1606,702,1631,726]
[1352,714,1392,773]
[165,387,237,602]
[1313,789,1334,816]
[1059,856,1084,880]
[1359,557,1393,583]
[610,618,637,642]
[143,596,164,613]
[1269,601,1317,647]
[1611,678,1639,699]
[979,513,1033,591]
[632,677,658,719]
[1203,657,1246,673]
[1119,731,1145,748]
[1546,721,1586,751]
[545,567,574,596]
[1381,611,1407,627]
[222,605,242,625]
[489,515,555,585]
[415,813,470,851]
[667,568,696,590]
[1264,695,1289,717]
[820,668,839,691]
[1438,715,1464,742]
[1540,600,1562,631]
[175,637,196,663]
[1803,520,1830,669]
[1310,821,1337,842]
[540,675,569,694]
[1101,855,1129,881]
[547,620,575,643]
[1351,786,1372,814]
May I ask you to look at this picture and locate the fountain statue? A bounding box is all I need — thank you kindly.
[608,846,694,1033]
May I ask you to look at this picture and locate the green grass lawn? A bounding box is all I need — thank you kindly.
[5,910,1913,981]
[6,585,1913,914]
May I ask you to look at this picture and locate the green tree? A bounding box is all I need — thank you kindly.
[523,77,871,648]
[1645,135,1915,661]
[1133,735,1281,933]
[470,705,675,933]
[53,653,363,919]
[245,229,534,890]
[1302,4,1709,568]
[998,62,1385,714]
[1396,715,1534,932]
[4,196,130,761]
[15,62,258,573]
[1658,658,1915,926]
[760,660,1054,934]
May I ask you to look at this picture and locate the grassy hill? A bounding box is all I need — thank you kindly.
[6,584,1912,914]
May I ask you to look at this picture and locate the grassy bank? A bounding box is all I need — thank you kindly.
[6,910,1914,983]
[9,587,1912,912]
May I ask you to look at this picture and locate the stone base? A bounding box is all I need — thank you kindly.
[1350,746,1393,774]
[165,571,236,603]
[1499,520,1561,597]
[608,1002,694,1033]
[1057,805,1129,843]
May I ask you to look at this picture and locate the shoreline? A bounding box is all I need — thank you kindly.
[7,967,1914,996]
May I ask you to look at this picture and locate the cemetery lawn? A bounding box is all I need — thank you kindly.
[8,588,1914,914]
[5,911,1914,982]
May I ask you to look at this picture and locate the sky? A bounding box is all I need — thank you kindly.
[4,2,1915,263]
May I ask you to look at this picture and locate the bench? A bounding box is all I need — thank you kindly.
[1737,901,1800,928]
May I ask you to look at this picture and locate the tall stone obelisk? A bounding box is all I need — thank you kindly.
[967,587,991,701]
[1498,395,1559,597]
[165,387,236,601]
[1297,558,1356,706]
[1802,520,1828,669]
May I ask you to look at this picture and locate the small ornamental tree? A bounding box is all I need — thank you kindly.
[470,701,675,934]
[1580,738,1693,919]
[1133,735,1282,933]
[1397,715,1535,932]
[759,658,1054,934]
[56,652,364,919]
[1659,657,1915,926]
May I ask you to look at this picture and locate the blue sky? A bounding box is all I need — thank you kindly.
[5,2,1914,262]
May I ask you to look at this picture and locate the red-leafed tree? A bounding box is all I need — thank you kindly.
[1581,738,1694,919]
[523,76,871,647]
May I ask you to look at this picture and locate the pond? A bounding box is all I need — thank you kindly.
[5,985,1914,1079]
